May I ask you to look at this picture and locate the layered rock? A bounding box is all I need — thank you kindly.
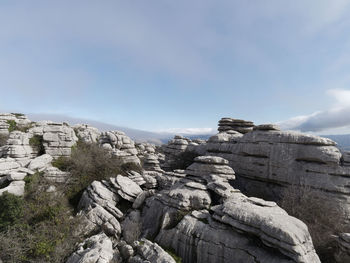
[0,113,31,135]
[142,153,162,172]
[129,239,176,263]
[335,233,350,262]
[1,131,35,161]
[74,124,101,143]
[218,117,255,134]
[142,156,320,263]
[100,131,140,165]
[162,135,191,169]
[28,121,78,158]
[66,233,117,263]
[202,120,350,214]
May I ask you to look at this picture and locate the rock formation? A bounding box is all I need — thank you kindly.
[218,117,255,134]
[100,131,140,165]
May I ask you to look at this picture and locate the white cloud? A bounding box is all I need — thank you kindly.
[279,89,350,133]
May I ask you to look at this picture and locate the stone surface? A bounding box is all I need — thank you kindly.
[27,154,53,171]
[99,131,140,165]
[74,124,101,143]
[218,118,255,134]
[66,233,116,263]
[130,239,176,263]
[199,121,350,215]
[335,233,350,262]
[29,121,78,158]
[110,175,143,202]
[141,156,320,263]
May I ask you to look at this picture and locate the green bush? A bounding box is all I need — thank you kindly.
[29,135,45,155]
[0,134,8,147]
[0,192,24,231]
[58,141,123,206]
[7,120,17,132]
[0,173,82,262]
[52,156,71,171]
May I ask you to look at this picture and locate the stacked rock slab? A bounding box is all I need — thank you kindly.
[28,121,78,158]
[2,131,35,161]
[74,124,101,143]
[218,118,255,134]
[100,131,140,165]
[203,121,350,214]
[335,233,350,262]
[142,156,320,263]
[143,153,162,172]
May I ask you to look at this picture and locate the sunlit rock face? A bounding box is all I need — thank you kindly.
[200,118,350,216]
[141,156,320,263]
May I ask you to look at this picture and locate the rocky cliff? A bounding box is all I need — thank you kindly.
[0,113,340,262]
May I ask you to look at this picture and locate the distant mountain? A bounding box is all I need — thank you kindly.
[27,113,215,145]
[322,134,350,151]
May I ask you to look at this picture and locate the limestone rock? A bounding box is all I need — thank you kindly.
[110,175,143,202]
[43,166,69,183]
[143,153,162,172]
[185,156,235,183]
[121,210,142,244]
[99,131,140,165]
[27,154,53,172]
[211,193,319,262]
[131,239,176,263]
[0,180,25,196]
[28,121,78,158]
[66,233,116,263]
[74,124,101,143]
[218,118,255,134]
[79,204,121,237]
[78,180,123,220]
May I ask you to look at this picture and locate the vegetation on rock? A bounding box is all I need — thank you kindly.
[0,172,82,262]
[280,184,349,263]
[29,135,45,156]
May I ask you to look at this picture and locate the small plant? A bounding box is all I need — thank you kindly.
[164,247,182,263]
[7,120,17,132]
[52,156,71,171]
[29,135,45,155]
[0,192,24,231]
[0,133,8,147]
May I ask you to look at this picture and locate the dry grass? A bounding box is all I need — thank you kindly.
[279,184,349,262]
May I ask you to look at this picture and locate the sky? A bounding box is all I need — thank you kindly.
[1,1,350,134]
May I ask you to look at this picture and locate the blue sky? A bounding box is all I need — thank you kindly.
[1,1,350,134]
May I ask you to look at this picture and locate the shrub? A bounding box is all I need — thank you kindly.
[29,135,45,155]
[169,150,199,170]
[60,141,124,206]
[0,173,82,262]
[52,156,71,171]
[7,120,17,132]
[0,192,24,231]
[279,184,349,263]
[0,133,8,147]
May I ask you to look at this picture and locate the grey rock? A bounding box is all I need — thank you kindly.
[132,239,176,263]
[66,233,116,263]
